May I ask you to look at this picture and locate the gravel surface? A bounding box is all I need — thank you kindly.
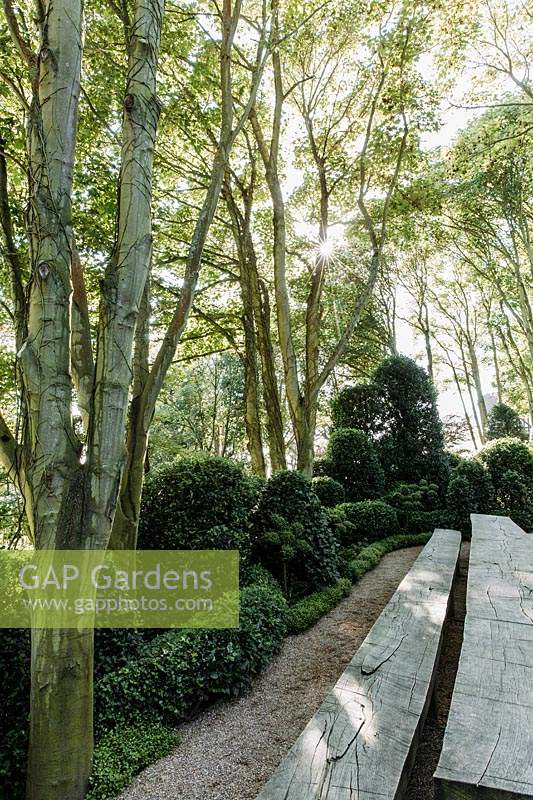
[120,546,422,800]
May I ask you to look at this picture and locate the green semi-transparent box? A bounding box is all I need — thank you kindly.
[0,550,239,629]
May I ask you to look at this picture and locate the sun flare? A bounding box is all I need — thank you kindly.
[319,238,335,260]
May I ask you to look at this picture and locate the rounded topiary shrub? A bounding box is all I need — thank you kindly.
[324,428,385,502]
[445,459,494,536]
[372,356,449,489]
[95,582,287,733]
[335,500,398,546]
[331,384,382,435]
[137,454,259,555]
[251,470,339,598]
[478,438,533,529]
[494,470,533,531]
[487,403,527,441]
[312,458,331,477]
[478,437,533,480]
[311,476,345,508]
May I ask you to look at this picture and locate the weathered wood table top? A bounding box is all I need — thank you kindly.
[256,529,461,800]
[434,514,533,800]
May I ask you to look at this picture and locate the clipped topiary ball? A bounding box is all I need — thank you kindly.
[138,454,259,554]
[311,476,345,508]
[478,438,533,531]
[325,428,385,502]
[445,458,494,536]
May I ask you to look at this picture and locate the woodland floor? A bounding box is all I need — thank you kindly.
[120,543,468,800]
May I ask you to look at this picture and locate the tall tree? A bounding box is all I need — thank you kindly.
[0,0,267,794]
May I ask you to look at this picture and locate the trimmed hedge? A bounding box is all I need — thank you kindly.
[95,582,287,733]
[287,578,352,634]
[86,724,179,800]
[335,500,399,545]
[347,533,431,582]
[286,533,432,633]
[93,628,158,680]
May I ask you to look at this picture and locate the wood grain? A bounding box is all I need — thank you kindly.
[434,515,533,800]
[256,529,461,800]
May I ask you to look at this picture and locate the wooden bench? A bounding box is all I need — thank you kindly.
[256,529,462,800]
[434,514,533,799]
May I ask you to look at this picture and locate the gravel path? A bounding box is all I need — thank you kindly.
[120,546,422,800]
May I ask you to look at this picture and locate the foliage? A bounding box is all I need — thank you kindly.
[445,459,494,535]
[324,505,357,549]
[0,630,30,800]
[93,629,158,680]
[149,355,249,467]
[251,471,339,597]
[243,563,282,592]
[479,438,533,530]
[401,509,449,534]
[372,356,449,487]
[478,437,533,479]
[332,357,448,490]
[95,582,287,733]
[322,428,385,502]
[86,725,179,800]
[346,533,431,581]
[487,403,527,441]
[286,579,352,634]
[311,476,345,507]
[335,500,399,546]
[137,454,259,559]
[385,480,440,514]
[384,480,444,533]
[494,470,533,531]
[331,384,382,435]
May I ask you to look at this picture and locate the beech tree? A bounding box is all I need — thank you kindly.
[249,0,448,475]
[0,0,269,795]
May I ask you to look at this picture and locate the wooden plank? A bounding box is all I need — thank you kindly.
[434,515,533,800]
[256,529,461,800]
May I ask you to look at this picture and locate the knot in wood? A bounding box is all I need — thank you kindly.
[124,94,135,111]
[38,261,50,279]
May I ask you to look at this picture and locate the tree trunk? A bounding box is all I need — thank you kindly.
[22,0,164,793]
[225,175,266,475]
[449,358,478,449]
[109,278,151,550]
[489,327,503,403]
[460,348,484,445]
[227,176,286,471]
[467,341,488,438]
[255,279,287,471]
[27,628,93,800]
[295,400,317,478]
[241,280,266,476]
[423,304,434,383]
